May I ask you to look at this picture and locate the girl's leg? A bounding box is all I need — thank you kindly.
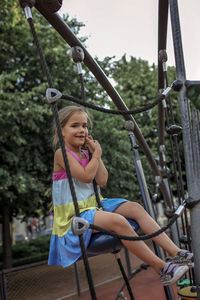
[114,201,180,257]
[94,210,165,274]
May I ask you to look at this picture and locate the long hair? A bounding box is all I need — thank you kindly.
[52,105,90,149]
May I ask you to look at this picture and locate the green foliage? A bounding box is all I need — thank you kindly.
[0,236,50,269]
[187,85,200,110]
[105,55,179,197]
[0,0,85,218]
[0,0,182,269]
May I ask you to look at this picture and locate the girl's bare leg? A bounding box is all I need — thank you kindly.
[94,210,165,274]
[115,201,180,257]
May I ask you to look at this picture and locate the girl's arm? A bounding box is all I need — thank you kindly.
[94,158,108,187]
[85,136,108,187]
[54,139,103,184]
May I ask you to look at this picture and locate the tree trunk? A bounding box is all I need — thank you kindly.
[2,203,12,269]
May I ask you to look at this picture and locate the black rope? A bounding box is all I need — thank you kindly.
[78,69,103,209]
[27,17,81,218]
[52,104,81,217]
[26,15,97,300]
[88,214,179,241]
[93,179,103,209]
[77,65,103,210]
[27,18,53,87]
[115,255,135,300]
[115,264,148,300]
[62,93,165,115]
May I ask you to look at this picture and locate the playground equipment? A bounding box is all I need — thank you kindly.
[19,0,200,299]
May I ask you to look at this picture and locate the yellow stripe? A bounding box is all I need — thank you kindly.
[52,194,103,237]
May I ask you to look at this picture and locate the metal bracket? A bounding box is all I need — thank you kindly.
[72,46,85,74]
[72,46,85,63]
[174,204,185,216]
[71,217,90,236]
[125,120,134,132]
[46,88,62,103]
[19,0,35,9]
[183,197,200,209]
[158,49,168,72]
[155,175,162,184]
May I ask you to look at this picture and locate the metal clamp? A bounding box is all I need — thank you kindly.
[71,217,90,236]
[72,46,85,74]
[46,88,62,103]
[125,120,134,132]
[72,46,85,63]
[174,205,185,216]
[155,175,162,184]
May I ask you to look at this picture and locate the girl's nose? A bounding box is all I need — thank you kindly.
[80,126,85,132]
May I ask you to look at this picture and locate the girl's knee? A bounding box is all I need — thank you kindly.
[111,213,129,229]
[111,213,136,235]
[127,201,144,212]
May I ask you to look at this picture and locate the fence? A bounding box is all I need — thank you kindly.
[0,249,136,300]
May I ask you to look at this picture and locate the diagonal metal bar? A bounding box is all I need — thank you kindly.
[33,2,173,209]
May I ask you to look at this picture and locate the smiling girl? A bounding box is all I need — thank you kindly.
[48,105,193,286]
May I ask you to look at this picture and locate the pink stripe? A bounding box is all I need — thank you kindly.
[52,149,89,181]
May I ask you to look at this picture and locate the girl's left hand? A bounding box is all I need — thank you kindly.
[85,136,100,154]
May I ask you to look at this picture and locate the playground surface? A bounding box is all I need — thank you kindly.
[59,240,178,300]
[68,267,178,300]
[4,240,179,300]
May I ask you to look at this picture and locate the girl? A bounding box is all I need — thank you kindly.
[48,105,193,286]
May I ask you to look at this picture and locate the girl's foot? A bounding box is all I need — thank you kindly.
[160,262,189,286]
[166,249,194,267]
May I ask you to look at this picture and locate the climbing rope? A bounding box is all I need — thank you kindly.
[60,78,182,116]
[72,203,185,241]
[20,4,97,299]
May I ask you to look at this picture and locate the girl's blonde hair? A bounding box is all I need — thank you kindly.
[52,105,90,149]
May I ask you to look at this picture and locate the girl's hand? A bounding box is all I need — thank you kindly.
[85,136,102,157]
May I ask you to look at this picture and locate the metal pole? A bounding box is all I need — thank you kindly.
[157,0,180,248]
[169,0,200,297]
[0,272,7,300]
[127,126,176,300]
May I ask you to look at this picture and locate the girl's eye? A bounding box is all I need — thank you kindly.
[83,124,88,129]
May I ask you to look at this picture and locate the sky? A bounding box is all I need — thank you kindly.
[59,0,200,80]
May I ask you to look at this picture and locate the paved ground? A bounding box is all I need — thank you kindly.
[68,268,178,300]
[4,240,179,300]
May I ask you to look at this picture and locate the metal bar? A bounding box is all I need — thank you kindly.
[115,253,135,300]
[0,272,7,300]
[73,262,81,296]
[169,0,200,296]
[158,0,168,158]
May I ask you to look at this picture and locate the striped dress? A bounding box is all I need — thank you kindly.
[48,147,127,267]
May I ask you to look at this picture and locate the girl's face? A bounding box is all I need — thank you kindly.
[62,111,88,150]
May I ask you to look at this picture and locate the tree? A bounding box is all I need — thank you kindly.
[0,0,86,268]
[109,55,182,199]
[0,0,179,270]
